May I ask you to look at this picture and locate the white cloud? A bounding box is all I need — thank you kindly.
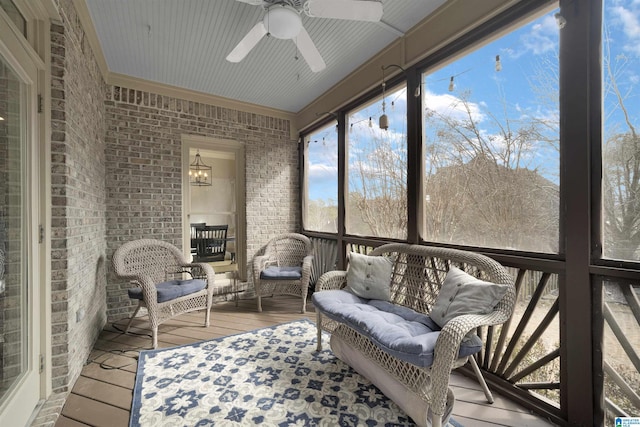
[307,163,337,180]
[423,89,486,123]
[613,5,640,37]
[519,14,558,56]
[611,5,640,55]
[502,13,558,59]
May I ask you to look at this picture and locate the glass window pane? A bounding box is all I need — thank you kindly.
[0,54,27,406]
[0,0,27,37]
[304,122,338,233]
[347,85,407,239]
[422,9,560,253]
[602,0,640,261]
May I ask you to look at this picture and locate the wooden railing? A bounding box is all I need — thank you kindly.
[309,237,338,288]
[602,280,640,421]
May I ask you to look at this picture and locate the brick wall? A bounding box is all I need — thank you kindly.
[30,1,301,423]
[104,86,300,320]
[48,0,108,400]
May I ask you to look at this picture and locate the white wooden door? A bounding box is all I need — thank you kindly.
[0,11,42,427]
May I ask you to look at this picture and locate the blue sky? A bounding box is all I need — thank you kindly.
[306,1,640,203]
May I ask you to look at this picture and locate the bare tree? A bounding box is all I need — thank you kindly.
[345,85,559,249]
[305,199,338,233]
[601,34,640,260]
[423,90,559,252]
[603,131,640,259]
[348,132,407,238]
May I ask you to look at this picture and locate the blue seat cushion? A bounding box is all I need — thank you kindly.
[260,266,302,280]
[128,279,207,303]
[312,289,482,368]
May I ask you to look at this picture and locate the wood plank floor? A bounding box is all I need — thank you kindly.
[54,296,557,427]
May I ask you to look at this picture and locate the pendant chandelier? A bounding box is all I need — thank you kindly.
[189,150,212,186]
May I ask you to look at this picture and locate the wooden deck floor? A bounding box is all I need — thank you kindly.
[53,296,557,427]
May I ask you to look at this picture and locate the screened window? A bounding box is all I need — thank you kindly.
[421,9,560,253]
[601,1,640,419]
[602,0,640,262]
[303,121,338,233]
[346,85,407,239]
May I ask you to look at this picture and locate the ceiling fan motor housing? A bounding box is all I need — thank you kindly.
[228,0,382,72]
[264,5,302,39]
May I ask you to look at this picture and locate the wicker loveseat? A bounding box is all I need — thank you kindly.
[312,243,515,427]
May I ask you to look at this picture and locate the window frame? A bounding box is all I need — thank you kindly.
[344,81,409,240]
[302,119,339,234]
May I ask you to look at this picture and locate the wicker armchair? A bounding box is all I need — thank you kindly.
[252,233,313,313]
[112,239,216,348]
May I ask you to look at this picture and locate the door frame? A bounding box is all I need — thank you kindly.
[0,3,52,425]
[181,135,247,280]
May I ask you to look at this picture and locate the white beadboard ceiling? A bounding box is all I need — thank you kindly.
[85,0,447,113]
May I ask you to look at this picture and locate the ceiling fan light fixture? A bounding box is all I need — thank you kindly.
[265,6,302,39]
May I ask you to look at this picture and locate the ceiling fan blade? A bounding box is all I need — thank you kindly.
[294,26,326,72]
[226,21,267,63]
[305,0,383,22]
[234,0,264,5]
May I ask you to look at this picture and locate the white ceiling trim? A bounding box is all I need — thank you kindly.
[72,0,109,81]
[108,72,297,122]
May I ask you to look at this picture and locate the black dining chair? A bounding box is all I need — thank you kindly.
[194,224,228,262]
[190,222,206,257]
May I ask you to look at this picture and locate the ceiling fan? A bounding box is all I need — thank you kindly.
[226,0,384,72]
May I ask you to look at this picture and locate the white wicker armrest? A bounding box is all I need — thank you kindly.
[315,270,348,291]
[253,255,270,269]
[301,255,313,281]
[130,276,160,303]
[252,255,268,280]
[186,261,215,275]
[429,309,511,417]
[302,255,313,268]
[184,262,216,297]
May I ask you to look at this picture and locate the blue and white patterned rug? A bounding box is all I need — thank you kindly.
[130,319,462,426]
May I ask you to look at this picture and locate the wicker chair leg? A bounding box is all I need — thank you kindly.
[152,327,158,349]
[301,286,308,314]
[257,295,263,312]
[315,312,323,352]
[469,355,494,404]
[124,304,141,334]
[204,307,211,327]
